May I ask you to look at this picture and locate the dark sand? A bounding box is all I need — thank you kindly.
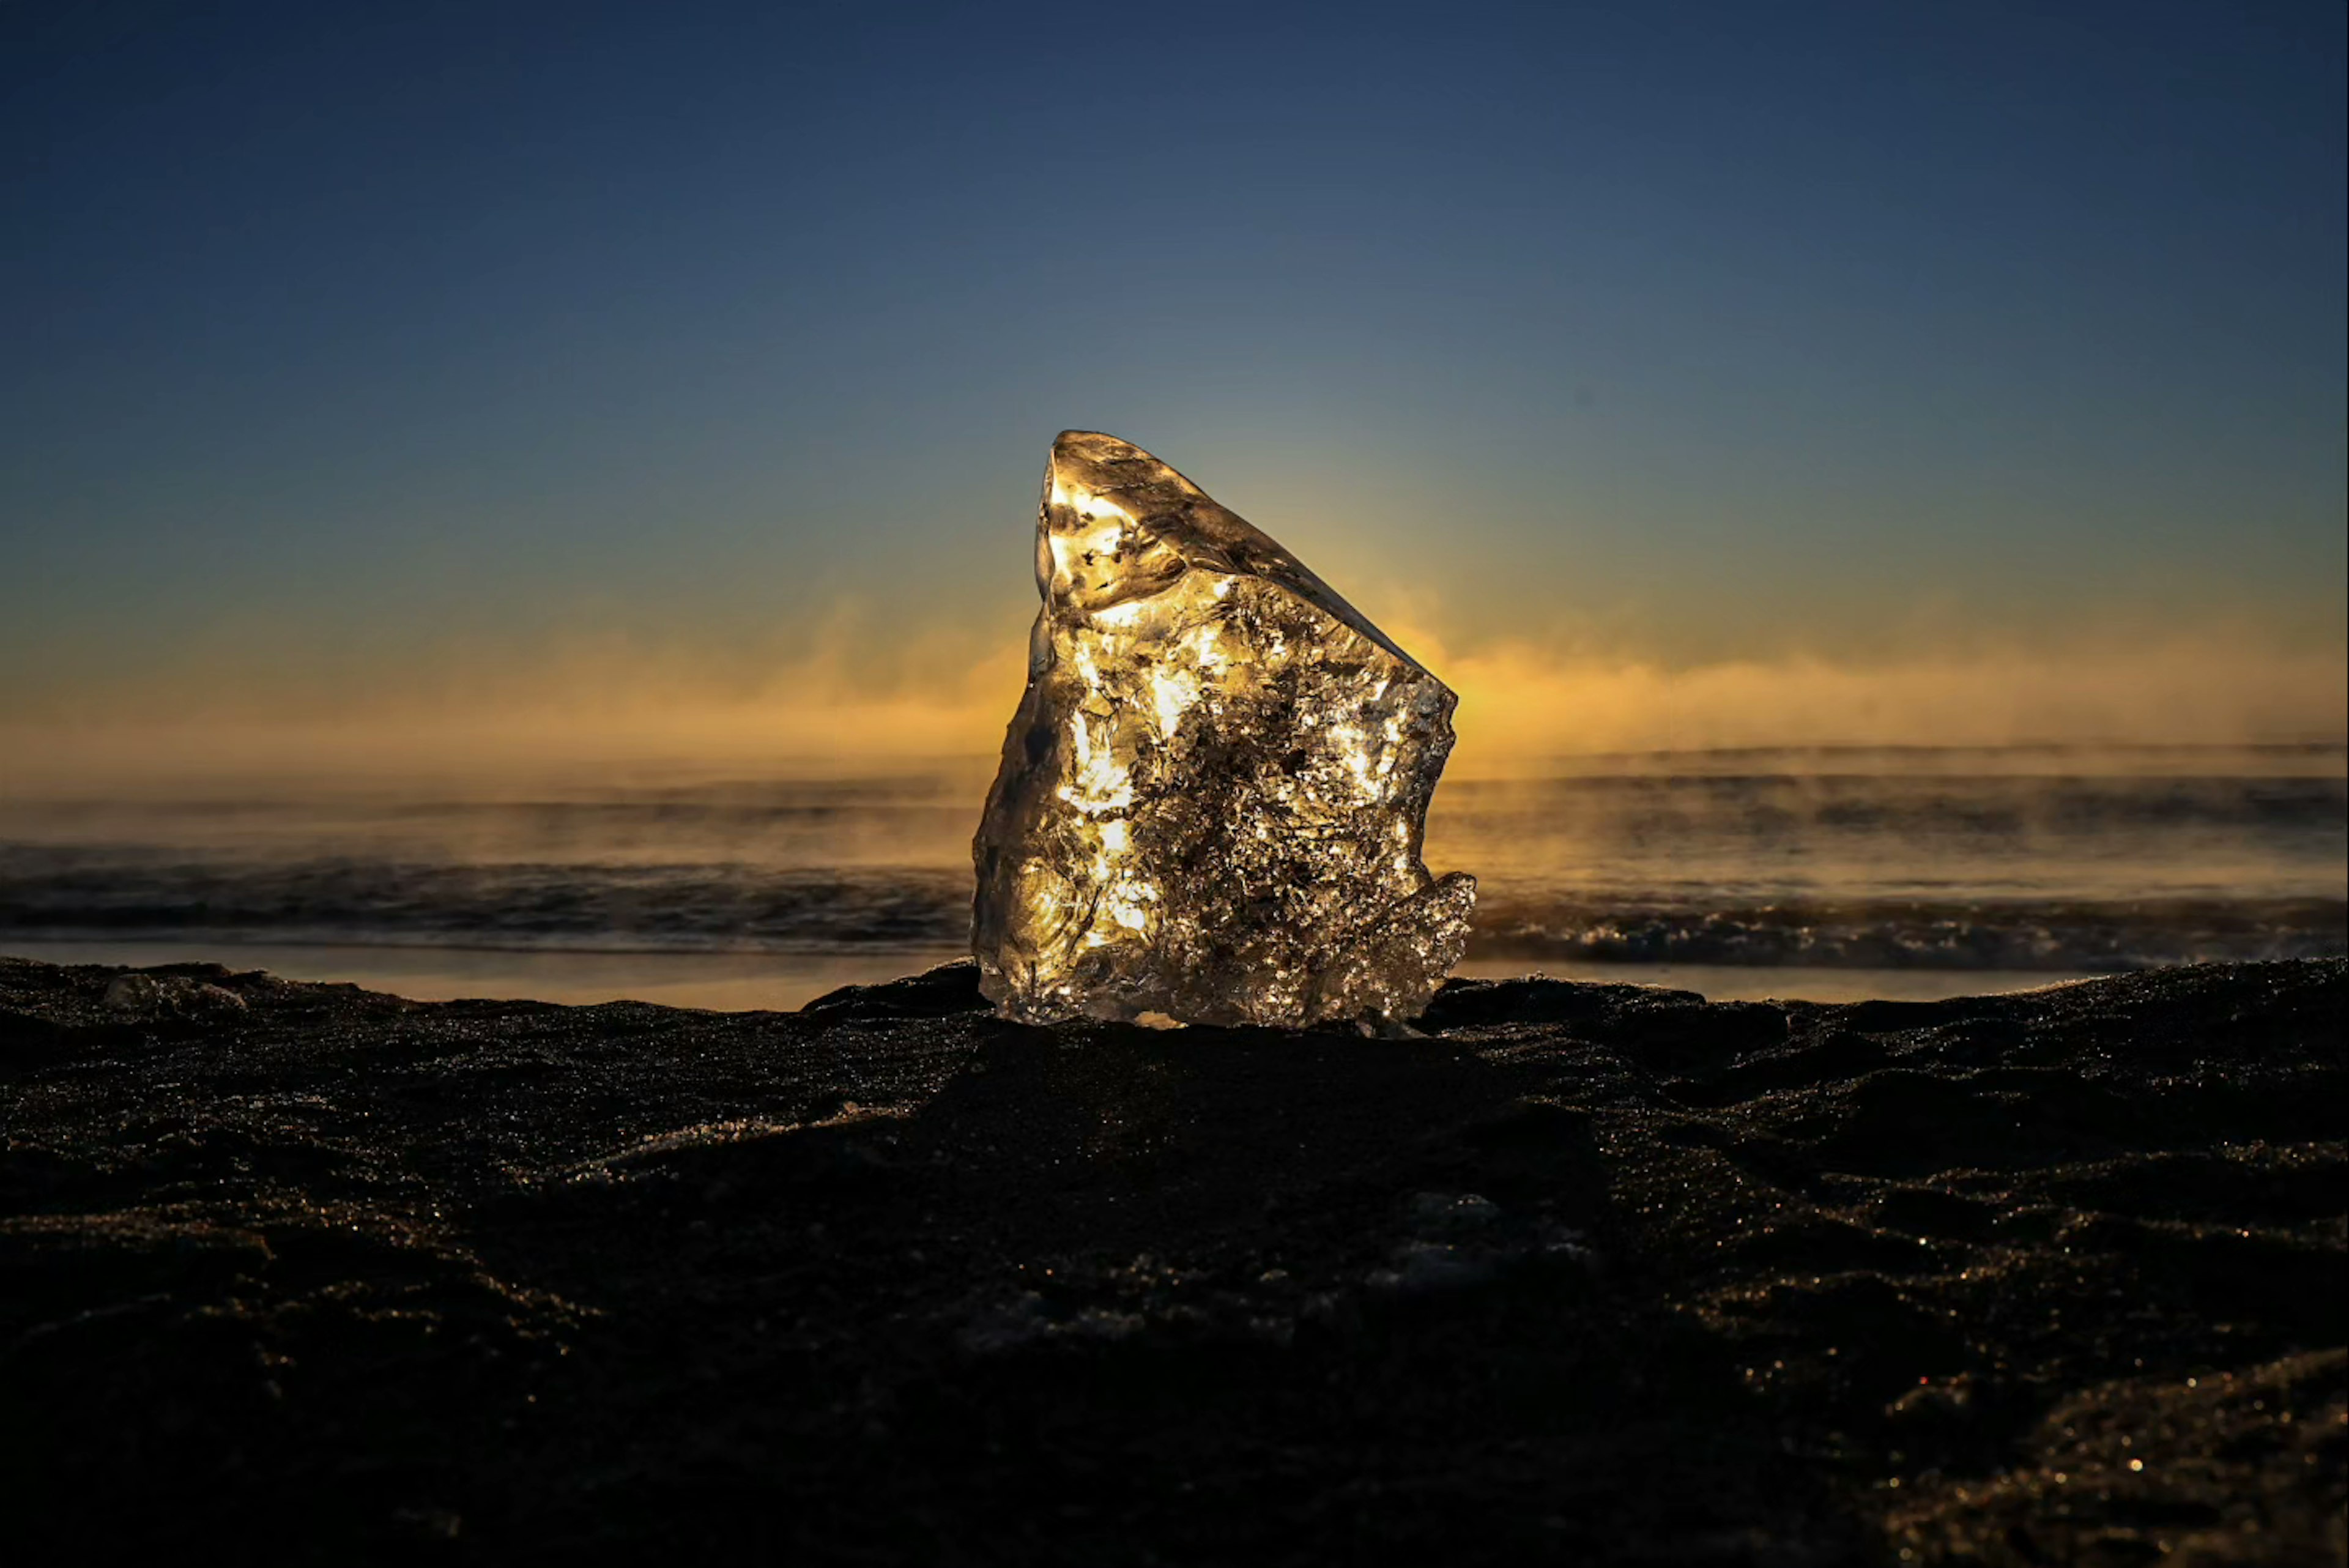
[2,956,2340,1564]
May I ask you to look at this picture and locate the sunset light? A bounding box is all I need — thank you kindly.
[4,4,2341,1562]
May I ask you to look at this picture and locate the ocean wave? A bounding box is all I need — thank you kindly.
[1469,896,2349,971]
[2,847,2340,971]
[0,853,974,951]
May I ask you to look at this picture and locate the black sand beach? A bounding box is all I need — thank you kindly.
[2,955,2340,1564]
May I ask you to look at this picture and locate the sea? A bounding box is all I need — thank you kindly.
[3,745,2341,1009]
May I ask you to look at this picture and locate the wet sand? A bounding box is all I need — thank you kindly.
[1,954,2340,1564]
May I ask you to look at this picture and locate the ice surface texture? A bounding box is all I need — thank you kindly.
[972,431,1476,1027]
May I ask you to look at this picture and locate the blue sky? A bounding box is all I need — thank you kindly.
[3,0,2342,746]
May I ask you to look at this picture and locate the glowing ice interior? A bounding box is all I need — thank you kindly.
[971,431,1475,1027]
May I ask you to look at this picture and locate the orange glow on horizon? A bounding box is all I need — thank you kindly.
[2,625,2340,798]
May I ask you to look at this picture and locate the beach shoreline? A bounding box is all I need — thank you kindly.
[0,936,2113,1010]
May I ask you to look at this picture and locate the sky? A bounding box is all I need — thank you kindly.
[4,0,2343,781]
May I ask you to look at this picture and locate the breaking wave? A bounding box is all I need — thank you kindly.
[2,754,2341,972]
[1,853,2340,973]
[0,853,974,952]
[1469,894,2347,970]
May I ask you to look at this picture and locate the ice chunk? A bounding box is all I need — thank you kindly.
[971,431,1476,1028]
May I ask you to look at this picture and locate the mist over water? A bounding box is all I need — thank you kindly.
[2,744,2339,1008]
[1432,753,2346,971]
